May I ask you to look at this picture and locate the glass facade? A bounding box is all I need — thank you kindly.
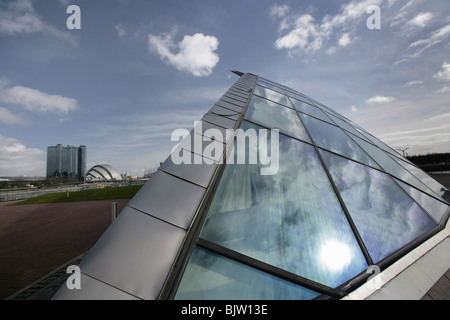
[199,121,368,288]
[245,95,311,143]
[321,150,437,263]
[174,74,448,300]
[300,114,380,169]
[175,247,320,300]
[56,72,449,300]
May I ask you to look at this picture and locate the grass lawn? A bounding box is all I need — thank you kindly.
[10,185,143,205]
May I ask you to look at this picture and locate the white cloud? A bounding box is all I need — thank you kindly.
[366,96,396,104]
[0,0,73,41]
[338,33,353,47]
[272,0,382,55]
[0,84,80,115]
[323,0,382,29]
[436,86,450,94]
[408,12,434,28]
[269,4,289,18]
[408,24,450,57]
[148,29,220,77]
[433,62,450,82]
[403,80,423,87]
[274,14,325,53]
[351,105,358,112]
[115,23,126,38]
[0,107,24,125]
[0,134,45,176]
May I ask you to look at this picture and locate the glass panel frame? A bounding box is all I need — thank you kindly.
[253,84,293,108]
[175,247,320,300]
[245,95,311,143]
[321,150,437,263]
[289,97,334,124]
[300,113,380,169]
[199,122,368,288]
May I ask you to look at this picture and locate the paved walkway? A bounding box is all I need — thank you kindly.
[0,199,128,299]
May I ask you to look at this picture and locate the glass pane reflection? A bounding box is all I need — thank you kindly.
[175,247,320,300]
[290,98,333,124]
[392,156,450,203]
[321,150,437,263]
[257,79,287,94]
[351,135,439,198]
[300,114,380,169]
[200,122,368,288]
[254,85,292,108]
[245,95,311,143]
[395,178,449,224]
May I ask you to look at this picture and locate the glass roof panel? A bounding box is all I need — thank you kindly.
[359,131,402,157]
[392,156,450,204]
[300,114,380,169]
[321,150,437,263]
[257,79,287,95]
[253,85,292,107]
[199,122,368,288]
[395,178,449,224]
[326,113,371,141]
[245,95,311,143]
[350,135,440,198]
[289,98,334,124]
[175,247,320,300]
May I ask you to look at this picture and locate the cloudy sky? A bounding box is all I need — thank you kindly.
[0,0,449,177]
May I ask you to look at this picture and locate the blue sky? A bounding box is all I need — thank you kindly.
[0,0,449,177]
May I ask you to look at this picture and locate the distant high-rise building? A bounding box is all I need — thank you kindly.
[46,144,86,180]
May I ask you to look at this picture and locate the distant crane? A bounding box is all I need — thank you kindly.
[397,147,410,157]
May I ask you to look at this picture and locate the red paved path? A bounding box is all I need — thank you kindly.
[0,200,128,299]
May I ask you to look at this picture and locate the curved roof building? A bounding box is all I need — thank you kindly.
[54,71,450,300]
[86,164,122,181]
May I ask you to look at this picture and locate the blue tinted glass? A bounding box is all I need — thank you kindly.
[351,135,439,198]
[257,80,287,95]
[395,178,449,224]
[200,122,368,288]
[300,114,380,169]
[326,113,371,141]
[175,247,320,300]
[359,130,402,157]
[290,98,334,124]
[253,85,292,107]
[245,95,311,143]
[321,150,437,263]
[392,156,450,204]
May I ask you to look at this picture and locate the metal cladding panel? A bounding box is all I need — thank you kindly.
[215,100,245,113]
[127,170,206,229]
[159,151,218,189]
[52,273,140,300]
[202,113,237,129]
[209,104,241,117]
[223,93,248,104]
[77,206,186,300]
[220,96,247,107]
[176,130,227,163]
[228,86,251,96]
[193,120,233,144]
